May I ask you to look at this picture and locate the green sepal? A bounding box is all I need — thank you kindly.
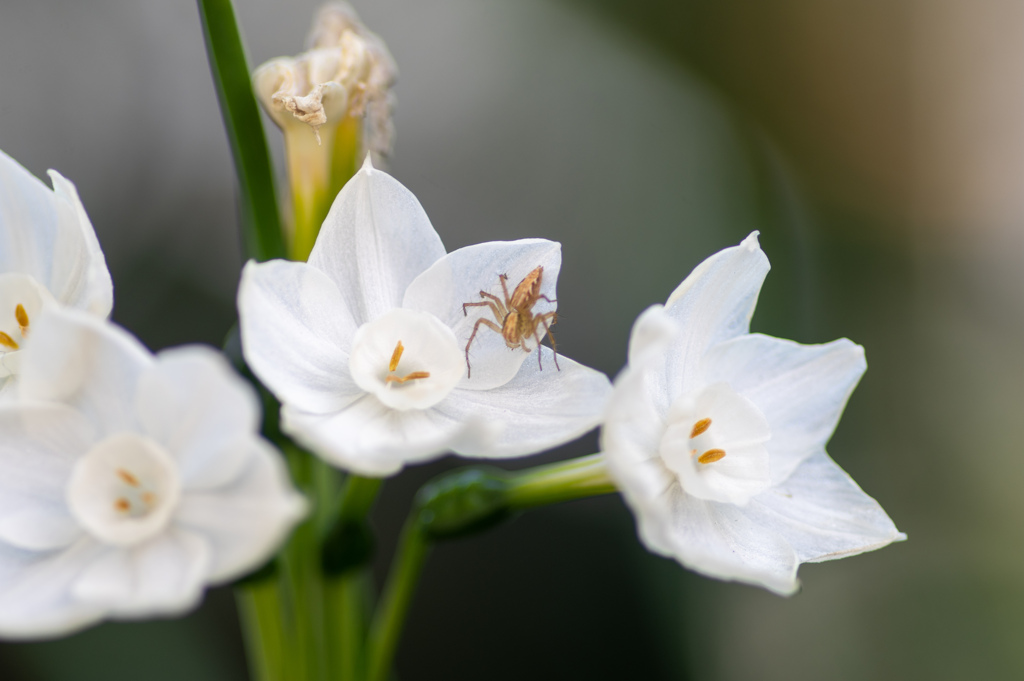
[416,468,514,541]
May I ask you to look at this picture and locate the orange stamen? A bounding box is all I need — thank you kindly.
[690,418,712,438]
[698,449,726,464]
[0,332,18,351]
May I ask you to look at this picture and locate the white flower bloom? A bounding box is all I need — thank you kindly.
[0,149,112,397]
[0,308,305,637]
[602,233,904,595]
[238,158,612,477]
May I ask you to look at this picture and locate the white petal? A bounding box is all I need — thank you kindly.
[18,308,151,437]
[282,396,488,476]
[238,259,362,414]
[0,149,85,287]
[175,439,306,582]
[136,346,261,489]
[307,158,446,324]
[661,233,769,398]
[73,528,210,617]
[653,491,801,595]
[625,304,676,368]
[0,538,106,639]
[0,509,81,552]
[601,362,674,504]
[0,403,93,550]
[46,170,113,317]
[704,334,867,484]
[744,451,904,564]
[438,347,611,458]
[403,239,562,390]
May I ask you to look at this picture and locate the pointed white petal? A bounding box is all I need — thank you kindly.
[661,233,769,398]
[282,396,489,476]
[136,346,261,490]
[238,259,362,414]
[307,160,446,324]
[704,334,866,484]
[46,170,112,317]
[73,529,210,617]
[744,451,904,564]
[0,149,85,287]
[438,348,611,458]
[403,239,562,390]
[651,491,801,595]
[175,439,306,582]
[18,308,150,437]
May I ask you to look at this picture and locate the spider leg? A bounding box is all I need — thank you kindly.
[537,295,557,305]
[536,312,559,371]
[499,274,513,308]
[465,317,503,378]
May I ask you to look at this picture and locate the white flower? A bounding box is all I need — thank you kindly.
[0,308,305,637]
[0,149,112,397]
[602,233,903,595]
[238,158,612,477]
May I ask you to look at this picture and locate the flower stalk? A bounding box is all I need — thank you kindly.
[365,454,617,681]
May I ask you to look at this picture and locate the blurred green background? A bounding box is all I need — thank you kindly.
[1,0,1022,678]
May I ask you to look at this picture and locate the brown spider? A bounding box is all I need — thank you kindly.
[462,266,560,378]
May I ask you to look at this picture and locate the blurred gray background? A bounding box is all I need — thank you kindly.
[1,0,1022,679]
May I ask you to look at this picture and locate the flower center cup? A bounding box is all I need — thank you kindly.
[67,433,182,546]
[349,308,464,411]
[0,273,54,378]
[659,382,772,505]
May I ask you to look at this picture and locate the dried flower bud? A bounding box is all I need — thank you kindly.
[253,2,396,161]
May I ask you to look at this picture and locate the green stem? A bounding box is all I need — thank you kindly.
[365,515,430,681]
[197,0,286,262]
[325,475,382,681]
[504,453,616,509]
[236,580,288,681]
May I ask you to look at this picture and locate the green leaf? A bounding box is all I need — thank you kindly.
[198,0,286,262]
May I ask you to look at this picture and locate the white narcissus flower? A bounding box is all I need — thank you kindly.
[238,158,612,477]
[602,233,904,595]
[0,308,305,637]
[0,149,112,397]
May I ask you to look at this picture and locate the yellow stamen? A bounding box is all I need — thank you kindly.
[690,418,712,438]
[114,498,131,512]
[385,371,431,384]
[117,469,141,487]
[389,341,404,372]
[698,449,726,464]
[141,492,156,506]
[14,304,28,334]
[0,332,18,351]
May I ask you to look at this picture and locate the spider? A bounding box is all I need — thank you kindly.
[462,266,560,378]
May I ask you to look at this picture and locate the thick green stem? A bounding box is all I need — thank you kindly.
[504,453,616,509]
[324,474,382,681]
[236,580,288,681]
[365,516,430,681]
